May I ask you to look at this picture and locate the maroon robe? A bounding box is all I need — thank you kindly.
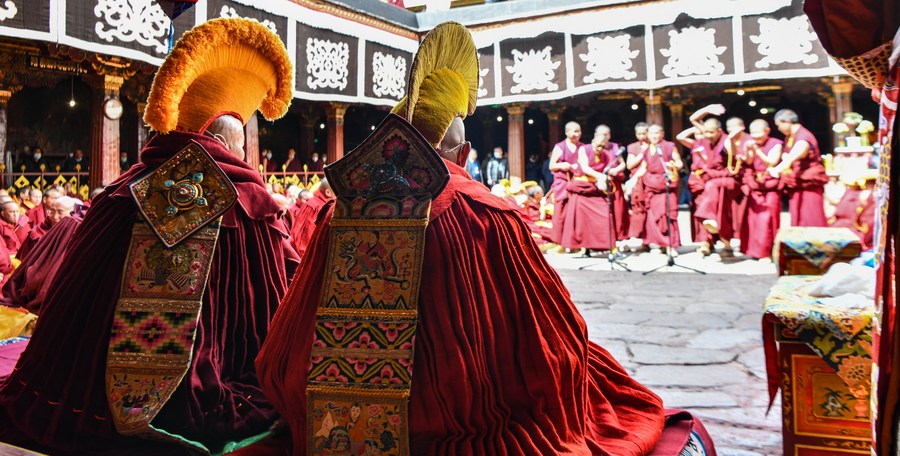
[642,142,681,248]
[523,199,553,243]
[559,144,613,250]
[627,141,649,239]
[282,158,303,173]
[25,205,46,230]
[549,139,582,205]
[693,135,737,243]
[601,141,628,239]
[1,215,82,313]
[740,138,783,259]
[730,134,754,239]
[0,131,300,454]
[784,126,828,226]
[289,190,333,257]
[16,218,52,263]
[308,159,325,175]
[830,187,876,250]
[256,160,666,456]
[0,222,23,255]
[262,157,277,173]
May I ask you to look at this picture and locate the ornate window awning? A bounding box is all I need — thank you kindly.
[0,0,841,107]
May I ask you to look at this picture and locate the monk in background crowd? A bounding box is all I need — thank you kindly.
[769,108,828,227]
[289,179,334,258]
[677,104,738,258]
[740,119,783,261]
[630,124,682,254]
[16,196,77,262]
[1,196,82,315]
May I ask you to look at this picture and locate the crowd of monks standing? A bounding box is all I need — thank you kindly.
[485,103,877,262]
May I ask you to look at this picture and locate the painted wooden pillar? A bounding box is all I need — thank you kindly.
[90,74,124,188]
[327,102,348,162]
[244,114,260,170]
[506,103,526,180]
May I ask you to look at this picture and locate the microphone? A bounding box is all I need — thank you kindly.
[616,146,626,158]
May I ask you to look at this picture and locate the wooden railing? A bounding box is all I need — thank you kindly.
[259,165,325,193]
[0,163,91,201]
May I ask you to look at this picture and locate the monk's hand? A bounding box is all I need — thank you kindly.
[704,104,726,116]
[597,175,608,192]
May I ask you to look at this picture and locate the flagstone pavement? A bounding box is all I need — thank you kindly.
[552,265,783,456]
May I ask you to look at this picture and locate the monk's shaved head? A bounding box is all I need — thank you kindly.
[205,114,246,160]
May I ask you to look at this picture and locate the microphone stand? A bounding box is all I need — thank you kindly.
[644,147,706,275]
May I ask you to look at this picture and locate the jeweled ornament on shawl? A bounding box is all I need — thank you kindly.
[130,141,237,247]
[307,114,448,456]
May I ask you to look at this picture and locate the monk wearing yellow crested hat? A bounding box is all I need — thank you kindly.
[0,17,299,454]
[254,21,704,456]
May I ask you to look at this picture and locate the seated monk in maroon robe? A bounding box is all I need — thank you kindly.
[1,209,82,314]
[769,109,828,227]
[829,170,877,250]
[24,187,59,231]
[250,22,701,456]
[16,196,78,262]
[289,179,335,257]
[0,201,28,256]
[522,183,554,245]
[0,18,299,455]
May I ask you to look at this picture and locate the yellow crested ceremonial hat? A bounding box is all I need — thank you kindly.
[391,22,479,147]
[144,17,293,133]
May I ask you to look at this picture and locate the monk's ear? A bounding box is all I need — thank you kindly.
[456,142,471,168]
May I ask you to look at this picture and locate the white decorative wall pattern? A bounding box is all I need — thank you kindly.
[660,26,726,78]
[478,66,489,98]
[580,34,640,82]
[219,5,278,35]
[0,1,17,22]
[506,46,560,94]
[306,37,350,90]
[371,51,406,99]
[94,0,171,54]
[750,16,819,69]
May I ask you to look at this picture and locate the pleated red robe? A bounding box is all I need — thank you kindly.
[1,215,82,313]
[0,131,300,455]
[256,160,665,456]
[739,138,783,259]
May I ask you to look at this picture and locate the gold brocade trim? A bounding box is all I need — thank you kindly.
[311,347,413,359]
[329,217,429,227]
[315,308,418,319]
[308,385,411,399]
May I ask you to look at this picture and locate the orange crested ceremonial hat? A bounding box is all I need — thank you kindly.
[144,17,293,133]
[391,22,479,147]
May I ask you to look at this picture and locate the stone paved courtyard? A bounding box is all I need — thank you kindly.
[555,267,783,456]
